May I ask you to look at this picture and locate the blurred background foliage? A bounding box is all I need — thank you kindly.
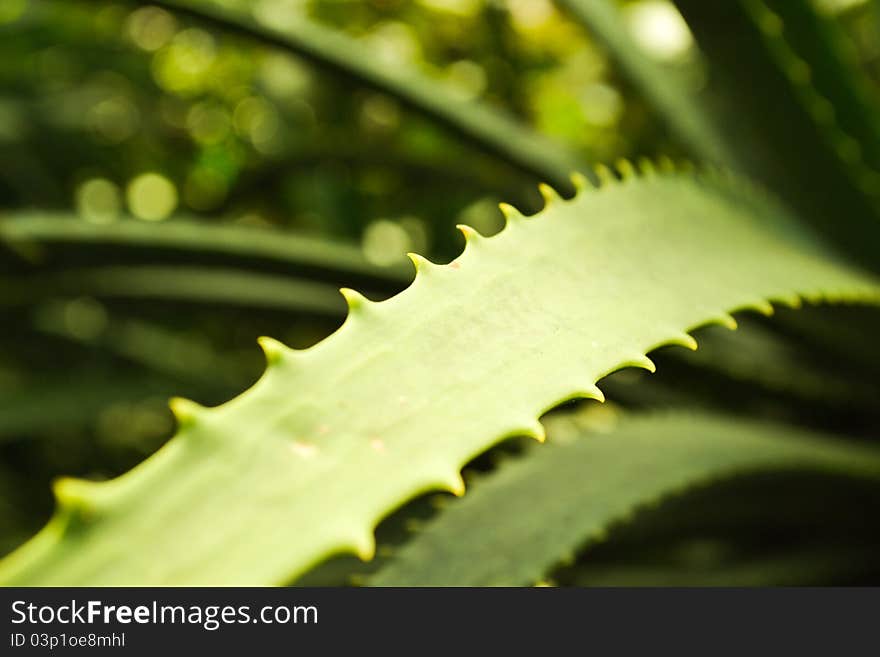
[2,0,880,582]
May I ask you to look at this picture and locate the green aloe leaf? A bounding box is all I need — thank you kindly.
[1,168,878,585]
[0,265,348,316]
[134,0,586,191]
[675,0,880,269]
[370,411,880,586]
[0,214,409,287]
[554,0,735,166]
[758,0,880,179]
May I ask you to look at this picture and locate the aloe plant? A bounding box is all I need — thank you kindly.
[1,0,880,586]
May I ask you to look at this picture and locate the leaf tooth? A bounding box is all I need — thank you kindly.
[455,223,482,246]
[570,171,590,192]
[350,531,376,562]
[436,470,466,497]
[622,354,656,373]
[53,477,104,519]
[711,312,738,330]
[538,183,560,207]
[593,163,616,187]
[406,252,435,275]
[169,396,206,429]
[773,293,802,309]
[657,155,676,173]
[664,332,699,351]
[339,287,370,313]
[742,299,775,316]
[575,384,605,404]
[615,158,636,180]
[498,202,522,227]
[257,336,291,366]
[519,418,546,443]
[637,158,657,176]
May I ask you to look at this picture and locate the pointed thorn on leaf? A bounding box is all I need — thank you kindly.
[406,252,433,274]
[340,287,369,311]
[498,202,520,224]
[594,163,615,186]
[570,171,590,191]
[717,313,738,330]
[455,223,481,243]
[615,159,636,179]
[630,354,656,373]
[353,532,376,561]
[538,183,559,206]
[169,396,204,426]
[257,336,289,366]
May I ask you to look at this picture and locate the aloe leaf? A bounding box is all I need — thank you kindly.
[554,0,735,166]
[0,265,348,316]
[0,373,174,441]
[0,214,409,287]
[673,316,880,407]
[567,545,880,586]
[31,305,254,393]
[370,411,880,586]
[133,0,585,191]
[674,0,880,269]
[760,0,880,177]
[1,168,879,585]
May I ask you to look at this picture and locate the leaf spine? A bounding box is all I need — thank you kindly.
[455,223,482,245]
[351,531,376,562]
[713,313,738,330]
[257,336,290,366]
[570,171,590,191]
[53,477,104,518]
[666,332,699,351]
[406,252,434,274]
[637,158,657,176]
[440,471,466,497]
[519,419,547,443]
[339,287,370,312]
[625,354,656,373]
[538,183,560,206]
[169,396,205,428]
[615,159,636,180]
[747,299,775,316]
[498,202,521,226]
[577,384,605,403]
[593,163,616,186]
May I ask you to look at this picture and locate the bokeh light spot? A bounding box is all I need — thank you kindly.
[61,297,108,341]
[126,6,177,52]
[127,173,178,221]
[152,28,217,95]
[76,178,122,225]
[625,0,694,62]
[362,220,412,267]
